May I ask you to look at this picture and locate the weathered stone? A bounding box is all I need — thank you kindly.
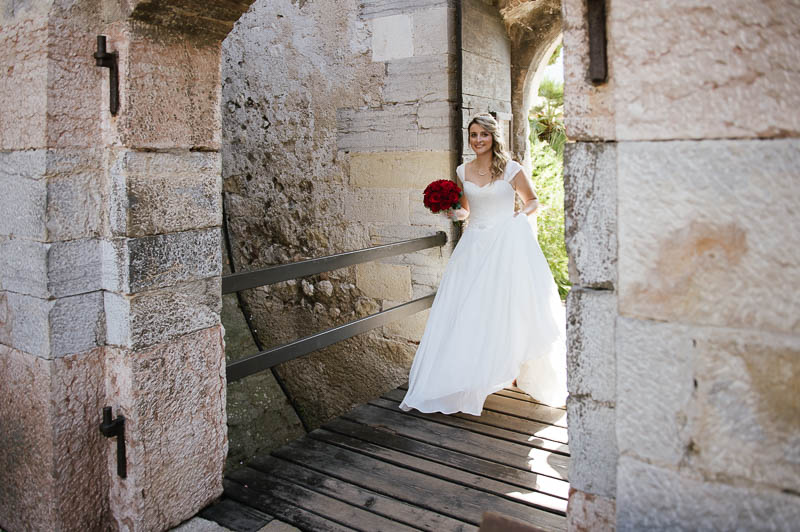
[462,0,510,65]
[616,456,800,532]
[127,229,222,293]
[383,55,454,104]
[115,30,223,150]
[462,51,511,103]
[617,316,800,494]
[566,488,616,532]
[110,150,222,237]
[360,0,449,19]
[105,326,227,531]
[0,172,47,241]
[48,238,103,298]
[562,0,615,140]
[344,189,410,224]
[170,517,233,532]
[0,17,48,150]
[412,7,451,57]
[349,150,452,189]
[567,396,617,498]
[564,142,617,288]
[371,14,414,61]
[0,345,108,532]
[105,277,221,350]
[383,299,429,340]
[46,165,107,241]
[618,139,800,334]
[610,0,800,140]
[566,288,616,403]
[0,291,105,358]
[337,105,451,152]
[0,238,49,297]
[356,261,413,301]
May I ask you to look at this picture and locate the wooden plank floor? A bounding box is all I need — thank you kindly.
[202,385,569,532]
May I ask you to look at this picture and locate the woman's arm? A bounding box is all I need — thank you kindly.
[446,177,470,221]
[510,170,539,217]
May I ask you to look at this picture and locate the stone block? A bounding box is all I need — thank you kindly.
[356,262,413,301]
[412,7,451,57]
[616,456,800,532]
[462,51,511,102]
[337,105,451,152]
[610,1,800,141]
[116,32,222,150]
[461,0,509,64]
[0,291,105,358]
[48,238,103,298]
[567,395,617,498]
[105,277,221,350]
[562,0,615,140]
[563,142,617,289]
[110,150,222,237]
[344,189,410,225]
[105,326,227,531]
[618,316,800,493]
[45,151,106,241]
[0,18,48,150]
[617,139,800,334]
[382,299,429,340]
[384,55,454,104]
[349,150,452,189]
[127,229,222,293]
[0,345,108,532]
[566,288,616,403]
[370,14,414,61]
[566,488,616,532]
[0,172,47,241]
[0,238,48,297]
[360,0,449,19]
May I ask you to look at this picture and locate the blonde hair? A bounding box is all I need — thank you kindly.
[467,112,510,181]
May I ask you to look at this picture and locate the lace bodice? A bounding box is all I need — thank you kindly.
[456,161,522,228]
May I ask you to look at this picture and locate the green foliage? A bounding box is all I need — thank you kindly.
[547,43,562,65]
[530,139,570,300]
[529,78,566,157]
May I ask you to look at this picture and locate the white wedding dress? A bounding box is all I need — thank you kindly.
[400,160,567,415]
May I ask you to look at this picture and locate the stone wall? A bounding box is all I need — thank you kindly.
[563,0,800,529]
[220,0,458,458]
[0,0,256,530]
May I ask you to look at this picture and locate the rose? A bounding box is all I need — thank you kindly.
[423,179,462,214]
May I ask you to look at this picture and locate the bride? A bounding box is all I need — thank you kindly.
[399,112,567,415]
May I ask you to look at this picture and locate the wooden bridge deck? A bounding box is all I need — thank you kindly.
[201,385,569,532]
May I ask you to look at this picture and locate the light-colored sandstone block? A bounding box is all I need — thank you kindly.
[349,151,452,189]
[610,0,800,140]
[337,105,451,152]
[105,277,221,350]
[567,396,617,498]
[461,0,509,65]
[343,189,410,225]
[105,326,227,531]
[412,7,450,57]
[564,142,617,289]
[462,51,511,102]
[617,316,800,493]
[566,288,616,403]
[0,172,47,240]
[0,238,49,297]
[360,0,449,20]
[356,262,413,301]
[0,345,108,532]
[566,488,616,532]
[48,238,103,297]
[110,150,222,237]
[383,299,429,340]
[561,0,615,141]
[0,291,105,358]
[618,139,800,334]
[616,456,800,532]
[371,14,414,61]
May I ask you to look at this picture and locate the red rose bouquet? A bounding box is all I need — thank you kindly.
[423,179,462,214]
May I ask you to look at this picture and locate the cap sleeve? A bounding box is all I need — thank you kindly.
[503,160,523,182]
[456,163,465,182]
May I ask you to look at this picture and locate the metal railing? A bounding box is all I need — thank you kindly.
[223,232,447,382]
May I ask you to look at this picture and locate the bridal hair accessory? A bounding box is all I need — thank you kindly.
[423,179,462,214]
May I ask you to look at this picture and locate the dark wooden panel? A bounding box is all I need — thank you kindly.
[342,404,569,481]
[318,419,569,505]
[377,393,570,452]
[199,498,272,532]
[250,456,477,532]
[223,478,357,532]
[270,437,567,531]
